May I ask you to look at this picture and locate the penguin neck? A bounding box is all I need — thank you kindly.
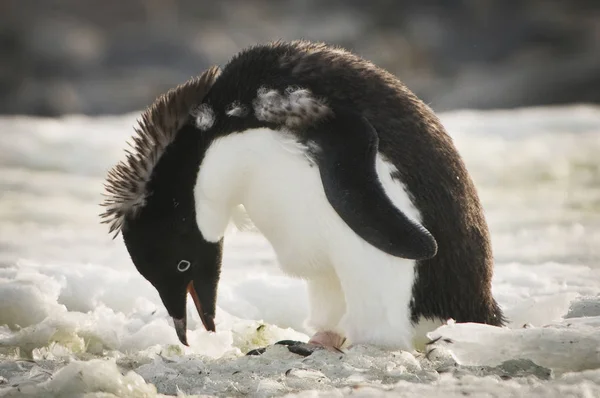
[193,127,289,242]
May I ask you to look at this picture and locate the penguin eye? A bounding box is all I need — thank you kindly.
[177,260,191,272]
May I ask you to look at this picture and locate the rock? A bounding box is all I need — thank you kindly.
[496,359,553,380]
[565,296,600,318]
[1,0,598,116]
[456,358,553,381]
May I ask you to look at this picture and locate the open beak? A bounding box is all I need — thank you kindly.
[172,281,216,346]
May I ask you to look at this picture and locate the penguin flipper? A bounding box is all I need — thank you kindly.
[307,109,438,260]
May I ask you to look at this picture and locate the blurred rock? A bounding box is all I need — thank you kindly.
[0,0,599,116]
[455,358,553,381]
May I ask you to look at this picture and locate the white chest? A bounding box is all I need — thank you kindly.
[194,128,421,277]
[195,127,427,348]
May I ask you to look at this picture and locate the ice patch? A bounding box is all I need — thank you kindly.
[0,105,600,396]
[1,359,159,397]
[427,314,600,374]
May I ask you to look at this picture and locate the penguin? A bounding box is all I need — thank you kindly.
[100,40,505,352]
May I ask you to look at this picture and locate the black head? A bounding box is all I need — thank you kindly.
[101,68,223,345]
[122,202,223,346]
[121,125,223,348]
[121,121,223,346]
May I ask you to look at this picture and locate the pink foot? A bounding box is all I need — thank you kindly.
[308,331,347,353]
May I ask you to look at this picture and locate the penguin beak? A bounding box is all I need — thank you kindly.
[171,279,217,346]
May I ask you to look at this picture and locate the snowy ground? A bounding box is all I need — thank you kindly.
[0,105,599,397]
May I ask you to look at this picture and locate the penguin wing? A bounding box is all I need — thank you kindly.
[307,109,438,260]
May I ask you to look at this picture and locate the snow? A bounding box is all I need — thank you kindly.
[0,104,600,397]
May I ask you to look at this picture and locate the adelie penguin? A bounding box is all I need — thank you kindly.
[101,40,505,354]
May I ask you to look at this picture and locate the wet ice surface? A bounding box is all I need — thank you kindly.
[0,105,599,397]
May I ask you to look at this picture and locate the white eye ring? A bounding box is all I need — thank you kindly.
[177,260,191,272]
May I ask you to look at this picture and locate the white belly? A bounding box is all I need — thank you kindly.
[241,141,338,278]
[195,128,425,349]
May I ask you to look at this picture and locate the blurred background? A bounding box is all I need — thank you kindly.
[1,0,599,116]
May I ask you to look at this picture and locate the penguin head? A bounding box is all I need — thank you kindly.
[101,66,223,346]
[120,202,222,346]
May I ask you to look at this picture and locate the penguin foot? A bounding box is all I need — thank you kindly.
[308,331,346,352]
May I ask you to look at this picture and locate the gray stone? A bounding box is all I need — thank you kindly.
[1,0,598,116]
